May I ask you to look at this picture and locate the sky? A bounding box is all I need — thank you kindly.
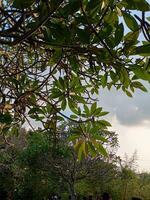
[99,83,150,172]
[100,8,150,172]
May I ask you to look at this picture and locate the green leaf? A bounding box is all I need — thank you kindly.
[70,114,78,119]
[93,134,108,142]
[110,71,116,81]
[58,77,65,90]
[76,28,90,44]
[61,98,67,110]
[0,113,12,124]
[124,0,150,11]
[60,0,80,17]
[115,23,124,46]
[56,116,64,121]
[125,90,133,97]
[28,107,44,115]
[107,82,113,90]
[92,139,108,157]
[124,30,139,43]
[67,134,80,142]
[10,126,20,137]
[97,111,109,117]
[98,120,111,127]
[69,56,79,72]
[84,105,90,116]
[82,141,88,157]
[96,143,108,157]
[13,0,34,8]
[52,48,63,62]
[97,25,113,40]
[89,3,100,17]
[91,102,97,114]
[147,16,150,22]
[93,107,102,116]
[87,141,97,157]
[123,12,139,31]
[131,44,150,56]
[50,89,62,98]
[68,99,79,114]
[123,31,139,55]
[101,74,107,88]
[72,95,85,104]
[104,11,118,26]
[77,141,86,161]
[131,81,147,92]
[119,68,130,87]
[133,68,150,82]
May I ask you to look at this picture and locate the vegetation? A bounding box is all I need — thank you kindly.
[0,128,150,200]
[0,0,150,157]
[0,0,150,199]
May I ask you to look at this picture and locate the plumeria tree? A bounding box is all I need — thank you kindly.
[0,0,150,157]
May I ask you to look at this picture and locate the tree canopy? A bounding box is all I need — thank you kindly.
[0,0,150,158]
[0,128,150,200]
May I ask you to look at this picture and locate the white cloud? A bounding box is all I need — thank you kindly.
[112,117,150,172]
[99,83,150,126]
[98,84,150,171]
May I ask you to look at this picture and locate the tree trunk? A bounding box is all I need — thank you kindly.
[68,182,76,200]
[122,181,128,200]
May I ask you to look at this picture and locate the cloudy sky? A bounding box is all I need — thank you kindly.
[98,9,150,172]
[99,83,150,172]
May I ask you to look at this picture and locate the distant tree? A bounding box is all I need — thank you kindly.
[17,124,118,200]
[117,152,141,200]
[138,172,150,199]
[2,128,150,200]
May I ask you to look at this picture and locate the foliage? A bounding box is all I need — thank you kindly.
[0,127,118,199]
[1,128,150,199]
[0,0,150,156]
